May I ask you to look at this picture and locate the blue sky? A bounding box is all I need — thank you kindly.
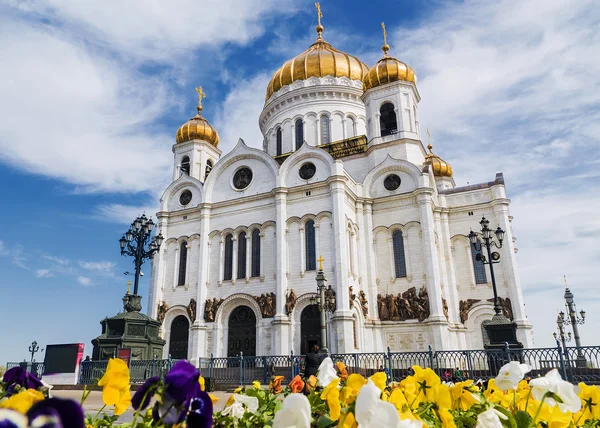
[1,0,599,364]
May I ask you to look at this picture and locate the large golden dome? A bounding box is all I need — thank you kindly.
[364,24,416,90]
[424,144,453,178]
[265,21,369,101]
[176,87,219,147]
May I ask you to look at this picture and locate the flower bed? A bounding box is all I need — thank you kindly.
[1,356,599,427]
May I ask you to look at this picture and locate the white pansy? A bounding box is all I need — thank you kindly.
[529,369,581,413]
[0,409,28,428]
[398,419,423,428]
[476,408,507,428]
[233,393,259,413]
[272,393,311,428]
[316,357,338,387]
[494,361,532,391]
[222,401,246,419]
[355,379,402,428]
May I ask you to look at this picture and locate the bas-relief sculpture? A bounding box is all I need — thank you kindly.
[487,297,514,320]
[203,298,224,322]
[187,298,197,323]
[285,289,297,316]
[377,286,430,322]
[157,301,169,323]
[255,292,276,318]
[459,299,481,324]
[349,286,357,310]
[359,290,368,318]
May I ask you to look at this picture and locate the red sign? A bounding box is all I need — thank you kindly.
[118,348,132,367]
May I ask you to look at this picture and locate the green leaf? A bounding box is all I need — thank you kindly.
[318,415,334,428]
[493,406,517,428]
[514,410,533,428]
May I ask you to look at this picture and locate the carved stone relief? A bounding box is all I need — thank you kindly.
[459,299,481,323]
[377,286,430,322]
[204,298,224,322]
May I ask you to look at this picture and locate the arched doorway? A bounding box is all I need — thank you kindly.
[169,315,189,359]
[301,304,321,355]
[227,306,257,357]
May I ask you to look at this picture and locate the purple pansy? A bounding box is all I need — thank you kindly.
[187,392,214,428]
[2,367,43,391]
[27,398,84,428]
[0,409,27,428]
[131,376,160,410]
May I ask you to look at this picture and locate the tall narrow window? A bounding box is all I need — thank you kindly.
[471,242,488,284]
[295,119,304,150]
[305,220,316,271]
[392,231,407,278]
[180,156,190,176]
[178,242,188,285]
[251,229,261,277]
[380,102,398,136]
[237,232,247,279]
[320,115,330,145]
[205,159,213,180]
[346,117,355,138]
[276,128,282,155]
[224,234,233,281]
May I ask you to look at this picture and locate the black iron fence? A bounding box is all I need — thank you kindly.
[8,344,600,388]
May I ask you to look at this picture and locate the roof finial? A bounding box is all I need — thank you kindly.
[564,275,568,289]
[426,128,433,152]
[315,2,324,39]
[381,22,390,56]
[195,86,206,114]
[317,255,325,271]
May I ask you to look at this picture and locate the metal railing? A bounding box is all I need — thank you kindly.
[4,362,45,379]
[9,344,600,388]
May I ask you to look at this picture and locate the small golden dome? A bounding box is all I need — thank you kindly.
[265,8,369,101]
[363,23,416,90]
[176,87,220,147]
[424,143,453,178]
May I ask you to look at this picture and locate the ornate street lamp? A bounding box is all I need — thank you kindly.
[119,214,164,312]
[309,256,336,354]
[553,312,572,351]
[29,341,39,363]
[469,217,520,348]
[562,276,586,367]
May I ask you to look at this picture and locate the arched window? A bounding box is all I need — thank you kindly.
[205,159,213,180]
[380,102,398,136]
[305,220,316,271]
[251,229,260,277]
[237,232,247,279]
[276,128,282,156]
[392,231,407,278]
[169,316,189,359]
[346,117,355,138]
[224,234,233,281]
[178,242,187,286]
[320,115,330,145]
[295,118,304,150]
[180,156,190,176]
[471,242,488,284]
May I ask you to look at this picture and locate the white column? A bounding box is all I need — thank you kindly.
[363,203,378,320]
[375,113,381,137]
[218,238,224,286]
[148,254,159,318]
[342,118,347,140]
[272,189,290,354]
[172,245,180,291]
[245,234,251,282]
[299,226,306,275]
[314,223,321,262]
[465,242,476,288]
[259,232,265,280]
[439,211,460,324]
[387,236,395,282]
[402,230,412,281]
[417,190,448,349]
[231,236,238,285]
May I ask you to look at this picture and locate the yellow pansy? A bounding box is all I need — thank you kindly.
[97,358,131,415]
[209,393,219,406]
[338,410,357,428]
[388,388,419,421]
[321,378,341,421]
[432,383,452,411]
[484,378,504,404]
[411,366,441,401]
[536,402,573,428]
[252,380,261,390]
[199,376,205,391]
[575,383,600,422]
[0,389,44,414]
[340,374,366,405]
[438,408,457,428]
[400,376,422,408]
[448,380,480,410]
[369,372,387,391]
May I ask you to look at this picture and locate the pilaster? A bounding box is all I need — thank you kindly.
[273,189,291,354]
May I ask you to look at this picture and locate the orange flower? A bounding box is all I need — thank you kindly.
[289,375,305,393]
[305,375,318,393]
[270,375,285,394]
[336,361,349,380]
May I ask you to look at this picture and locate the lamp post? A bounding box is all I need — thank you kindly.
[553,312,571,351]
[119,214,164,312]
[29,341,39,362]
[469,217,519,348]
[562,277,586,367]
[309,256,336,354]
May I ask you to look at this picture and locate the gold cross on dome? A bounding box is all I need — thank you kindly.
[315,2,323,26]
[426,128,433,151]
[195,86,206,109]
[317,255,325,271]
[381,22,387,46]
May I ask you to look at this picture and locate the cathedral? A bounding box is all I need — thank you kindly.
[147,10,533,365]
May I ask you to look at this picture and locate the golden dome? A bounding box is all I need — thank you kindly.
[363,23,416,90]
[424,144,453,178]
[176,87,219,147]
[265,13,369,101]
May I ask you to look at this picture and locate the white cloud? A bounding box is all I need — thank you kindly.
[77,276,92,286]
[0,240,8,256]
[93,203,160,225]
[35,269,54,278]
[42,255,70,266]
[78,261,115,276]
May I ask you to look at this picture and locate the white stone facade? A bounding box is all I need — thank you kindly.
[148,71,534,365]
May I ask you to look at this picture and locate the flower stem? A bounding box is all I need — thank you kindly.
[524,388,532,412]
[91,404,106,423]
[530,395,546,427]
[131,387,155,427]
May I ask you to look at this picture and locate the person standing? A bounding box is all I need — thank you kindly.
[304,344,322,378]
